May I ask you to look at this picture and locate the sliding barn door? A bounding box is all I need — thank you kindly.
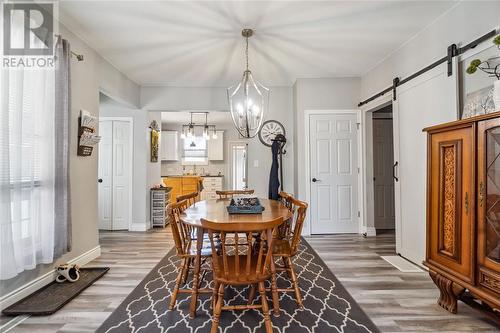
[393,61,458,265]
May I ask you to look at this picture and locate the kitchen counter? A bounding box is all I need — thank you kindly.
[162,174,223,177]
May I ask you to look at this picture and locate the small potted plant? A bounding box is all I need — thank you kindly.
[466,34,500,109]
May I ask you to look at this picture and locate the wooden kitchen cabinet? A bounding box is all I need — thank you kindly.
[163,176,201,202]
[423,112,499,316]
[161,131,179,161]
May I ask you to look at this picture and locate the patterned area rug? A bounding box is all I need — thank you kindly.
[97,239,379,333]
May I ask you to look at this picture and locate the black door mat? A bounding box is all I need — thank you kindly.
[2,267,109,316]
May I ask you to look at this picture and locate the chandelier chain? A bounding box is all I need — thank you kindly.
[245,36,249,71]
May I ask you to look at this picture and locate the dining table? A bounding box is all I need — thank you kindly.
[181,198,293,318]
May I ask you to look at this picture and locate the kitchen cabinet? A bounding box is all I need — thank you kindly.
[161,131,179,161]
[201,177,223,200]
[208,130,224,161]
[163,176,202,202]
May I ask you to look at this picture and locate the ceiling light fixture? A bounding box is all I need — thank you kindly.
[227,29,269,138]
[180,112,216,140]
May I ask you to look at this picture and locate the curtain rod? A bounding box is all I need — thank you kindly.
[358,29,498,107]
[54,34,84,61]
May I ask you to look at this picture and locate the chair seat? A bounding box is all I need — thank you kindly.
[272,239,292,257]
[213,255,271,285]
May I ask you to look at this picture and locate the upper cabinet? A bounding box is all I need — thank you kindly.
[208,130,224,161]
[161,131,179,161]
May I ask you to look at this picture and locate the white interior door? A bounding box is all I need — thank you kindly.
[373,118,395,229]
[229,142,248,190]
[98,121,113,230]
[393,61,458,265]
[111,121,131,230]
[310,113,359,234]
[98,119,132,230]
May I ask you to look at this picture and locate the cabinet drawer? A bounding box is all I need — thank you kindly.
[427,125,475,283]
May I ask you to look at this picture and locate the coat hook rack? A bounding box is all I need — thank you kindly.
[271,134,287,191]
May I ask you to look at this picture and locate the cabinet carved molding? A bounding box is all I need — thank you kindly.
[424,111,500,317]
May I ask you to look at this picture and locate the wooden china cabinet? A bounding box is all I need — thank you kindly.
[424,111,500,316]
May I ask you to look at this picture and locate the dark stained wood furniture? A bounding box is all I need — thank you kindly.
[166,200,213,310]
[423,111,500,316]
[181,198,292,318]
[202,216,283,333]
[215,189,255,199]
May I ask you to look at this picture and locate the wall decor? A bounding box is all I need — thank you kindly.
[465,34,500,109]
[462,85,496,119]
[258,120,286,147]
[77,110,100,156]
[150,120,160,162]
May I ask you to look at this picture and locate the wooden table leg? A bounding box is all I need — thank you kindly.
[189,227,204,319]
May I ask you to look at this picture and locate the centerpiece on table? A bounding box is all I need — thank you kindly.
[227,197,265,214]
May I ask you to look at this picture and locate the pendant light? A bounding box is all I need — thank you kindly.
[227,29,269,138]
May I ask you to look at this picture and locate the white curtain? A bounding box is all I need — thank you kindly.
[0,12,56,280]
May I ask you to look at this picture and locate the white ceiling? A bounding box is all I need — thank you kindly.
[60,1,456,87]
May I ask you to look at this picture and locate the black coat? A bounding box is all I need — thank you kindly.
[268,140,280,200]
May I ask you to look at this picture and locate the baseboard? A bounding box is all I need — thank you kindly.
[129,222,148,232]
[0,245,101,311]
[360,225,377,237]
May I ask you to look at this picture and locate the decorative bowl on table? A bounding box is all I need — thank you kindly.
[226,197,265,214]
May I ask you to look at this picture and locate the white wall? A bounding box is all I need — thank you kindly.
[0,22,141,303]
[361,1,500,100]
[294,78,361,199]
[141,86,295,198]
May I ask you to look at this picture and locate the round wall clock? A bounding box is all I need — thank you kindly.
[258,120,286,147]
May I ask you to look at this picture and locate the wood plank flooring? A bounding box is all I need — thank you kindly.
[2,228,498,332]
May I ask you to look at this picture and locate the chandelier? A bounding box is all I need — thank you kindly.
[180,112,217,140]
[227,29,269,138]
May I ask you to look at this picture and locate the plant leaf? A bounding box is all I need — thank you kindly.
[470,59,482,67]
[466,65,477,74]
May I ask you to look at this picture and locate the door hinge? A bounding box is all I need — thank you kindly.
[357,167,360,174]
[357,211,360,217]
[356,123,360,130]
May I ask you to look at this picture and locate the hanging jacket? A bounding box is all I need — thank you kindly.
[268,140,280,200]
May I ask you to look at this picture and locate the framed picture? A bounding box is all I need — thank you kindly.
[151,129,159,162]
[462,85,495,119]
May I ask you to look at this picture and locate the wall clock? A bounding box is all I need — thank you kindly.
[258,120,286,147]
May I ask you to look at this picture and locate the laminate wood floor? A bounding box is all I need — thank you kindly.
[2,228,498,333]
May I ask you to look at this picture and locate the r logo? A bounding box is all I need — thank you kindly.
[3,3,54,56]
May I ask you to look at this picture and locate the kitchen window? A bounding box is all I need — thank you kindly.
[182,136,208,165]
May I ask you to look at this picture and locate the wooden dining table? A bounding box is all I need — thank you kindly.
[181,198,293,318]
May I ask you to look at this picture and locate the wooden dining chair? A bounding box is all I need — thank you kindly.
[167,200,212,311]
[215,189,254,199]
[202,217,283,333]
[176,191,199,210]
[271,195,308,309]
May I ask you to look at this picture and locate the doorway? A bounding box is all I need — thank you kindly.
[98,117,133,230]
[372,106,395,230]
[228,141,248,190]
[307,111,360,234]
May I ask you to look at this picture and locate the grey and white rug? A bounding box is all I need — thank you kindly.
[97,239,379,333]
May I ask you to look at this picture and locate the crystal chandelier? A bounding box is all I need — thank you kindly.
[227,29,269,138]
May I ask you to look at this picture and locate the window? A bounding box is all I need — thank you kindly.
[0,11,56,280]
[181,136,208,165]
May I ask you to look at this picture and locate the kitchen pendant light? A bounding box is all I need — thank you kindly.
[227,29,269,138]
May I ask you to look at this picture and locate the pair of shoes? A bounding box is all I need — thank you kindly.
[55,264,80,283]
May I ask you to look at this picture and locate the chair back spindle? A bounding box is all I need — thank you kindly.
[216,189,254,199]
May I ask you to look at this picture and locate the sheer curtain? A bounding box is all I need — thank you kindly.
[0,13,56,280]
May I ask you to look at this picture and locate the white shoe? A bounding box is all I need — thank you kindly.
[55,264,80,283]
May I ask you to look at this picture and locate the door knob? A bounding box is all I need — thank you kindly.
[98,178,103,183]
[312,178,320,183]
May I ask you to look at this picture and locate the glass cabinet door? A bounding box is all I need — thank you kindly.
[484,127,500,266]
[478,119,500,294]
